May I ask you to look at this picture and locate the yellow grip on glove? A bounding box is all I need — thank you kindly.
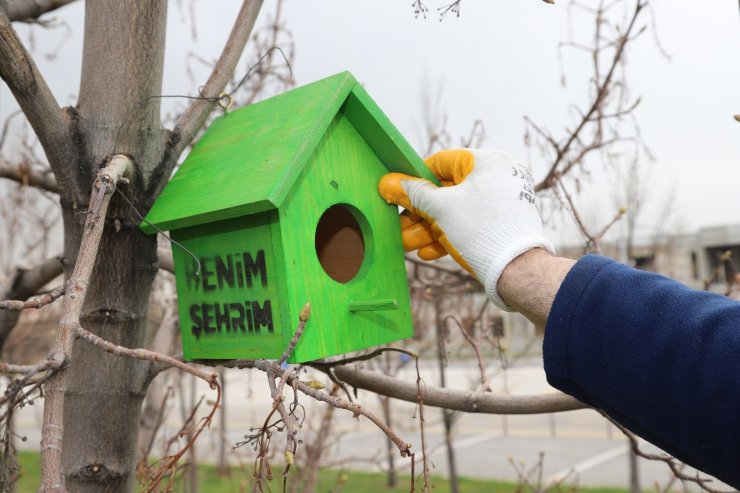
[378,150,478,276]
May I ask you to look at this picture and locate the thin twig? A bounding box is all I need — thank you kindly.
[405,255,471,280]
[266,367,298,480]
[445,316,491,392]
[143,385,222,493]
[277,303,310,366]
[74,324,217,387]
[414,356,432,492]
[555,177,599,251]
[203,359,415,459]
[594,206,627,240]
[0,357,64,376]
[169,0,265,163]
[312,347,417,369]
[0,285,64,311]
[534,0,647,192]
[600,411,733,493]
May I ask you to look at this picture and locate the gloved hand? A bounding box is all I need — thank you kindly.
[378,149,555,310]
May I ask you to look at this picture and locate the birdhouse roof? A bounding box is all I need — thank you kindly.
[141,71,437,234]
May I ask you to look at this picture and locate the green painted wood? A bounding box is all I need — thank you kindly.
[141,72,357,234]
[348,299,398,312]
[343,85,440,186]
[278,114,413,362]
[141,72,431,362]
[170,211,289,360]
[141,71,437,234]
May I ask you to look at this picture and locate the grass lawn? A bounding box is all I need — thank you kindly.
[11,450,631,492]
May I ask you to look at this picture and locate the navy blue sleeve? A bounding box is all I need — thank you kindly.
[544,254,740,488]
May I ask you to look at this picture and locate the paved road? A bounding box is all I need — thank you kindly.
[12,359,716,491]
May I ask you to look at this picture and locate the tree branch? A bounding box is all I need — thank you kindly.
[0,157,58,192]
[74,323,217,387]
[39,154,132,493]
[534,0,646,192]
[0,255,63,350]
[0,7,75,195]
[201,359,414,458]
[210,358,585,415]
[1,0,77,22]
[600,411,732,493]
[165,0,264,176]
[0,355,63,376]
[0,256,63,303]
[277,303,310,366]
[330,365,586,414]
[0,284,64,311]
[156,246,174,274]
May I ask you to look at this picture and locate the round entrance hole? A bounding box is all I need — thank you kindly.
[315,205,366,283]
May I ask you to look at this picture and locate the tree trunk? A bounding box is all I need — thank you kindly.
[59,1,167,490]
[628,446,640,493]
[434,299,459,493]
[217,368,227,475]
[380,396,397,488]
[60,211,158,492]
[1,0,263,490]
[295,388,338,493]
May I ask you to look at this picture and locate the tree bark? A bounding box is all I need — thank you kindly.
[0,0,260,489]
[40,156,134,492]
[435,300,459,493]
[56,2,167,490]
[1,0,77,22]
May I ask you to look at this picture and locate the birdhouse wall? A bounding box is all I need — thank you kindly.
[278,113,413,362]
[170,210,291,360]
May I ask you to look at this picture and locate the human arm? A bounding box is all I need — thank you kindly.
[502,249,740,488]
[544,254,740,488]
[379,148,740,488]
[497,248,575,328]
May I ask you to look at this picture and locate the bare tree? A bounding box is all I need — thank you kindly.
[0,1,263,491]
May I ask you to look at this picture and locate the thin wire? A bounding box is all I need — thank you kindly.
[230,46,292,94]
[111,46,293,157]
[114,187,201,278]
[108,46,293,275]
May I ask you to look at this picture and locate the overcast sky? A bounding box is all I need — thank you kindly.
[2,0,739,247]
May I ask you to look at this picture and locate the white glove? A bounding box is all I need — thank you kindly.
[378,149,555,310]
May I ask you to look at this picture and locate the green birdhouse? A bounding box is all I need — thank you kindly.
[141,72,436,363]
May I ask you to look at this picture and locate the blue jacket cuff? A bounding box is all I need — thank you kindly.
[543,254,615,405]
